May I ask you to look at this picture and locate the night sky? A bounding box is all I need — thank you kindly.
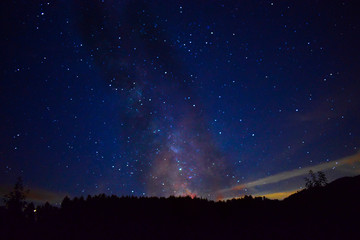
[1,0,360,203]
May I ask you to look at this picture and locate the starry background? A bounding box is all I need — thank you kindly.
[1,0,360,202]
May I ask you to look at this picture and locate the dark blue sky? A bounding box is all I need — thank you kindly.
[1,0,360,202]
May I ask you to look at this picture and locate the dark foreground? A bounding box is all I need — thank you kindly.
[1,175,360,240]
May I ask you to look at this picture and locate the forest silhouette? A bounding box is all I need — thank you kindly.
[1,174,359,240]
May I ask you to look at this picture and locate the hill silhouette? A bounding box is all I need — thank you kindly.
[1,175,359,240]
[285,175,360,203]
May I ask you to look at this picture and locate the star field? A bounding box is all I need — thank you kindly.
[1,0,360,202]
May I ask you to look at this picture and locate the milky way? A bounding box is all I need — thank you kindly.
[1,0,360,202]
[75,0,231,199]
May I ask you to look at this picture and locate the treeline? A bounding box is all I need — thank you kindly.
[1,193,281,240]
[1,175,359,240]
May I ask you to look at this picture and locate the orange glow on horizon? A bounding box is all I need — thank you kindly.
[255,190,298,200]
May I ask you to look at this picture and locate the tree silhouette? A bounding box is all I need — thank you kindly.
[61,195,71,209]
[317,171,328,186]
[304,176,313,189]
[3,177,29,214]
[305,170,315,188]
[304,170,328,189]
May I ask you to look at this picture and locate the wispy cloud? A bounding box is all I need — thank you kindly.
[219,152,360,199]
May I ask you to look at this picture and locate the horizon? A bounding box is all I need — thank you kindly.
[1,158,359,205]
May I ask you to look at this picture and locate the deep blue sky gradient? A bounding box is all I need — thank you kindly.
[1,0,360,202]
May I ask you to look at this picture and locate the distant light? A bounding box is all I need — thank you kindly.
[33,209,37,213]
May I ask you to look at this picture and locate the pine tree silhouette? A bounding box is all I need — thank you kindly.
[3,177,29,214]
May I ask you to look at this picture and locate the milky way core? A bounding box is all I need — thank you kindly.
[76,1,231,199]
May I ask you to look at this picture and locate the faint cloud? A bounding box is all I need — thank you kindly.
[220,152,360,199]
